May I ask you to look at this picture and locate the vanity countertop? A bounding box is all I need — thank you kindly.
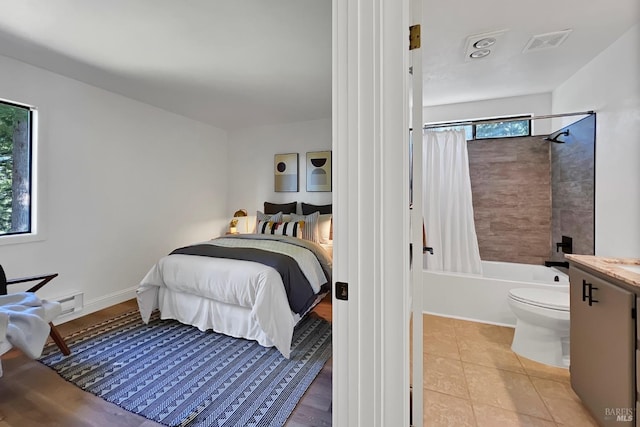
[565,254,640,289]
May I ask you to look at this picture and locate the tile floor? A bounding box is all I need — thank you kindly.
[422,314,599,427]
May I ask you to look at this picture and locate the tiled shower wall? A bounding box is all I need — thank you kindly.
[550,115,596,261]
[468,137,551,265]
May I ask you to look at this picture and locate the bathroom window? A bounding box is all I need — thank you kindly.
[475,117,530,139]
[427,116,531,140]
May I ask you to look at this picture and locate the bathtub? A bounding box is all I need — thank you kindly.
[422,260,569,327]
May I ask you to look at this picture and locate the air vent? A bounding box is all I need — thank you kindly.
[523,29,572,53]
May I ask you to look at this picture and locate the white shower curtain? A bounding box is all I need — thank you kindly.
[423,130,482,274]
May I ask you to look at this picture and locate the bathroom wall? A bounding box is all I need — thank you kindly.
[468,136,551,265]
[550,115,596,262]
[552,24,640,257]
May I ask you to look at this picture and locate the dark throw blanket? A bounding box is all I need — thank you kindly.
[170,244,319,315]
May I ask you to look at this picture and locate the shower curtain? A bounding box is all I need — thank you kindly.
[423,130,482,274]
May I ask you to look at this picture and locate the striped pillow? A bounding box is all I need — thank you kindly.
[256,220,304,238]
[255,211,283,233]
[290,211,320,243]
[271,221,304,238]
[256,220,276,234]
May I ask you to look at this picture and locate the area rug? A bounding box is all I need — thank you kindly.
[39,310,332,427]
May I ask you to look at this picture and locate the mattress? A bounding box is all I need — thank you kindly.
[137,234,332,358]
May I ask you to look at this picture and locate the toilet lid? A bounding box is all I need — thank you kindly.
[509,288,570,311]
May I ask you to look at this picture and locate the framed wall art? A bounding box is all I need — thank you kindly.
[306,150,332,192]
[274,153,299,192]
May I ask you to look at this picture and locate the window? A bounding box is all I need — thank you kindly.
[475,118,530,139]
[0,100,33,236]
[427,116,531,140]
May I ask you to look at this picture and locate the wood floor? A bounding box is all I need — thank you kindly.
[0,296,333,427]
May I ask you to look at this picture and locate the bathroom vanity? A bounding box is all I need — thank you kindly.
[567,255,640,427]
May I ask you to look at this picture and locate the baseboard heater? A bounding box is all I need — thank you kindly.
[51,291,84,317]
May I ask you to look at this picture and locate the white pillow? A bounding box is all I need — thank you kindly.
[317,214,332,244]
[290,212,320,243]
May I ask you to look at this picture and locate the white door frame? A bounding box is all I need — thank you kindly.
[410,0,424,424]
[332,1,412,425]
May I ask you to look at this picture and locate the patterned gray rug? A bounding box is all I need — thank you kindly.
[39,310,332,427]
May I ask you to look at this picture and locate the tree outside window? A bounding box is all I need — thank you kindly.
[0,101,32,235]
[427,117,531,140]
[475,119,530,139]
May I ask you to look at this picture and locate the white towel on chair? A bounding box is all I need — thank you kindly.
[0,292,52,359]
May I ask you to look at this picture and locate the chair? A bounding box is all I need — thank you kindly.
[0,265,70,356]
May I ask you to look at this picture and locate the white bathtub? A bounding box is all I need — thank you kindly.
[422,260,569,327]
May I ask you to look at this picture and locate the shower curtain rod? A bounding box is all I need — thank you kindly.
[422,110,595,130]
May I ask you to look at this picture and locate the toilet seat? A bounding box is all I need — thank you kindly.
[508,288,569,312]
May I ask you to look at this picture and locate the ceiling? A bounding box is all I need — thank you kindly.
[0,0,637,130]
[0,0,332,130]
[422,0,639,107]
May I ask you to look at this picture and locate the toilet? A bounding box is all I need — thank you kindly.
[507,288,570,368]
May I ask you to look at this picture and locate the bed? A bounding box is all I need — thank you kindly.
[136,206,332,358]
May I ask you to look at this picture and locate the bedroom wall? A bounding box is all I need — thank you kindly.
[552,23,640,257]
[226,118,332,229]
[424,93,553,136]
[0,53,229,318]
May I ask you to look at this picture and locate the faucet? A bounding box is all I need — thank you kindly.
[556,235,573,254]
[545,261,569,268]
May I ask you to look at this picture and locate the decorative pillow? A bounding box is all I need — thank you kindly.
[256,220,304,238]
[264,201,297,215]
[255,211,283,233]
[318,214,332,244]
[256,211,283,222]
[301,203,332,215]
[256,220,275,234]
[290,211,320,243]
[271,221,304,238]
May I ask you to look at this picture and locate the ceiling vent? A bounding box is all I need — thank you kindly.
[523,29,572,53]
[464,29,508,62]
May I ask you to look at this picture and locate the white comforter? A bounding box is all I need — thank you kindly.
[137,235,332,358]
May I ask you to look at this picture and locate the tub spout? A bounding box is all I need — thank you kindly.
[544,261,569,268]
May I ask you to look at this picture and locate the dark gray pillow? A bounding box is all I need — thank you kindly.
[301,203,332,215]
[264,201,297,214]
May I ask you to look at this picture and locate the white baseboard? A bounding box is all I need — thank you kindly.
[422,310,514,328]
[52,286,138,324]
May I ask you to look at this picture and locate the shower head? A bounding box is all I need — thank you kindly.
[545,129,570,143]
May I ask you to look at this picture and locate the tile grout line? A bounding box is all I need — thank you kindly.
[454,318,556,424]
[530,376,561,425]
[453,321,480,427]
